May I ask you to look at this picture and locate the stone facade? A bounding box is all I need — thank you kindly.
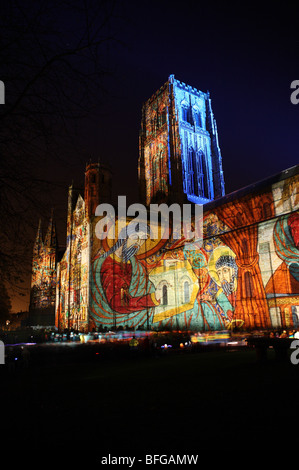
[30,77,299,332]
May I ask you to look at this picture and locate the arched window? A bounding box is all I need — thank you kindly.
[162,285,168,306]
[184,281,190,303]
[186,148,209,199]
[182,105,188,122]
[151,117,156,133]
[196,112,201,127]
[198,150,209,198]
[182,102,193,125]
[190,147,199,196]
[193,107,201,127]
[187,107,193,125]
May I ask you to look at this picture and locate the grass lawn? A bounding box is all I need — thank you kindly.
[2,346,299,454]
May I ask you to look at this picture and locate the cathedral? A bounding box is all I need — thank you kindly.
[28,75,299,332]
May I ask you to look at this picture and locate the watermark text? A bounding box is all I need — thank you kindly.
[95,196,203,248]
[290,80,299,105]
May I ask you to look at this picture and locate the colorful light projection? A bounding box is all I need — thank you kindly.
[30,217,57,311]
[89,171,299,332]
[138,75,225,207]
[55,193,89,331]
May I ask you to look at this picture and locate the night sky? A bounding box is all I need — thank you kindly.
[7,0,299,312]
[93,0,299,200]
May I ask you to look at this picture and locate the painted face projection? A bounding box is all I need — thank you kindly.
[215,255,238,297]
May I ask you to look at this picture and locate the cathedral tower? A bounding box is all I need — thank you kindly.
[84,161,112,219]
[138,75,225,206]
[28,213,58,326]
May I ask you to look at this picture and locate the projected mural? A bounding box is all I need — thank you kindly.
[49,164,299,333]
[88,172,299,332]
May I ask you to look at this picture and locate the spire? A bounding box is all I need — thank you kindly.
[44,209,57,249]
[33,219,43,257]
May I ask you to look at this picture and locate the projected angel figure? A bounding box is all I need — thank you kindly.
[90,222,161,329]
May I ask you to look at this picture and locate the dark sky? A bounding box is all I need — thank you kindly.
[78,0,299,200]
[9,0,299,312]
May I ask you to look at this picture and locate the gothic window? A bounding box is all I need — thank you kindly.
[186,147,209,198]
[182,103,193,125]
[182,105,188,122]
[195,112,201,127]
[187,106,193,125]
[193,107,202,127]
[198,150,209,198]
[162,285,168,306]
[188,149,209,198]
[190,147,199,196]
[157,108,166,128]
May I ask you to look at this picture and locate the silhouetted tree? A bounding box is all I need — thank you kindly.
[0,279,12,325]
[0,0,125,301]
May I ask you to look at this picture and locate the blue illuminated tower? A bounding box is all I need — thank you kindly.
[138,75,225,206]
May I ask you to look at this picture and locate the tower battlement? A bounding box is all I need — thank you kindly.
[84,161,112,219]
